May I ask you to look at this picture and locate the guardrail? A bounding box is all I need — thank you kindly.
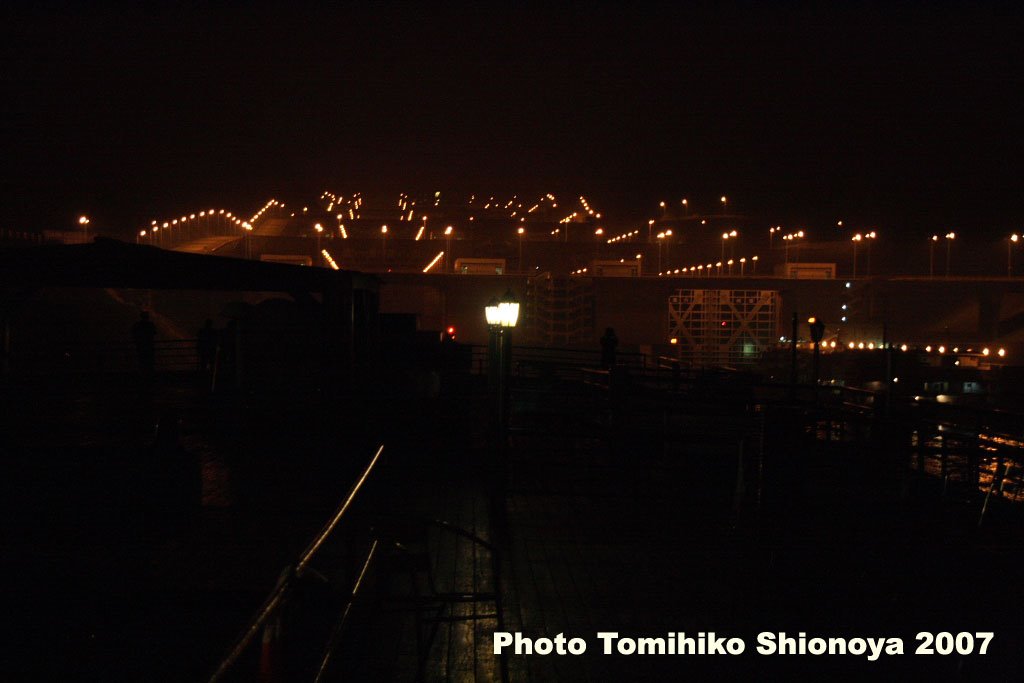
[206,443,508,682]
[7,338,201,374]
[468,343,646,378]
[208,444,386,682]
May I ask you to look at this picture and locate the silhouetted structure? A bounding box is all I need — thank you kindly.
[600,326,618,368]
[197,319,215,372]
[132,311,156,373]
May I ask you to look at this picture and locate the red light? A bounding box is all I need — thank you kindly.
[721,321,727,326]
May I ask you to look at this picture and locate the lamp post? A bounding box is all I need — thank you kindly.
[445,225,453,272]
[485,290,520,433]
[1008,234,1020,277]
[656,230,671,272]
[851,233,861,278]
[314,223,323,265]
[945,231,955,277]
[809,316,826,387]
[720,196,728,215]
[485,290,519,534]
[721,229,737,262]
[381,225,388,268]
[517,227,525,273]
[751,255,759,275]
[681,198,689,217]
[647,219,655,243]
[783,231,804,266]
[929,235,938,278]
[78,215,90,242]
[863,231,877,276]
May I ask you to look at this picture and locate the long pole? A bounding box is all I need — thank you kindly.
[789,312,798,399]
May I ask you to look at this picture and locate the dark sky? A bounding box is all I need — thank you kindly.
[3,2,1023,237]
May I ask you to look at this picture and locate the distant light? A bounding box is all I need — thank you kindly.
[423,251,444,273]
[893,377,899,383]
[938,345,945,353]
[998,348,1006,357]
[845,282,851,288]
[900,344,908,351]
[669,337,678,344]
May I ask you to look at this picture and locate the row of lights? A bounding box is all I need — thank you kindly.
[836,341,1008,358]
[658,255,759,276]
[139,207,252,239]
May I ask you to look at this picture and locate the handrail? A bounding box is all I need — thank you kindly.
[207,443,385,683]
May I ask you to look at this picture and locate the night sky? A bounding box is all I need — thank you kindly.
[4,3,1023,237]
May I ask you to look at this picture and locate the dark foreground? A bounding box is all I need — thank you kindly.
[2,369,1022,680]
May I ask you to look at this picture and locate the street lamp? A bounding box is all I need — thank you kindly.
[78,215,90,242]
[721,229,737,262]
[782,231,805,265]
[445,225,453,272]
[314,223,323,265]
[485,290,520,432]
[739,257,747,276]
[929,235,939,277]
[769,226,779,250]
[863,231,877,276]
[720,196,727,215]
[647,219,655,242]
[656,230,672,272]
[945,232,956,277]
[851,233,862,278]
[1008,234,1020,277]
[517,227,526,273]
[681,198,689,216]
[381,225,388,267]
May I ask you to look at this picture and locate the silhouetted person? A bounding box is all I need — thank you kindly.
[600,327,618,368]
[132,311,156,374]
[197,318,215,372]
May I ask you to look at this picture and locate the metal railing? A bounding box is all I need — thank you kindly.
[7,338,201,374]
[208,444,385,682]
